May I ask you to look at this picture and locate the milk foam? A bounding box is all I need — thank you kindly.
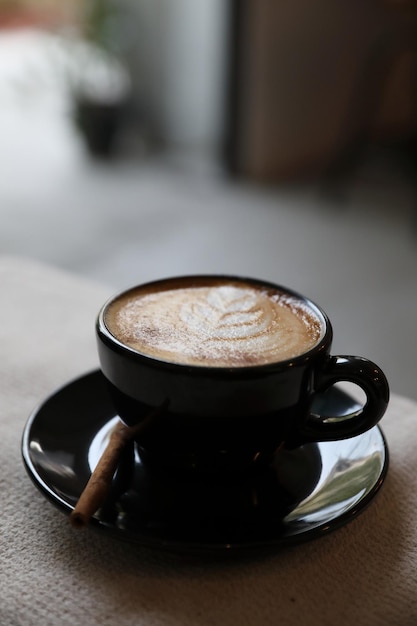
[105,281,324,367]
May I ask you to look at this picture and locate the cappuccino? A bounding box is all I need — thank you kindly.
[104,278,324,367]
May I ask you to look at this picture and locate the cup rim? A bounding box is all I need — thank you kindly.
[96,274,332,373]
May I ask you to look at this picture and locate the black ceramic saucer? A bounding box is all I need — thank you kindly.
[22,370,389,555]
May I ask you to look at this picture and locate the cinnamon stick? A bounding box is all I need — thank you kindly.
[69,402,167,529]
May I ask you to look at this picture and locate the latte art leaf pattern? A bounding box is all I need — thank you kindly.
[105,282,324,367]
[180,287,273,340]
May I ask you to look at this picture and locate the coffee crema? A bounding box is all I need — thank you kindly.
[104,279,324,367]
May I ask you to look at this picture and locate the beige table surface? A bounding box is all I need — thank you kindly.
[1,255,416,626]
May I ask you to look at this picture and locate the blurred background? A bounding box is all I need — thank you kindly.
[0,0,417,399]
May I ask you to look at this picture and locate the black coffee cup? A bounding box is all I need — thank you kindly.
[96,275,389,472]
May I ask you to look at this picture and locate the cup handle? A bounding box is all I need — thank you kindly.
[300,356,389,441]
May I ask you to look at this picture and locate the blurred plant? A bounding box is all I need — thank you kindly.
[81,0,122,54]
[68,0,132,157]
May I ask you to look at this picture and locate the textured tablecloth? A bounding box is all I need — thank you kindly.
[1,255,416,626]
